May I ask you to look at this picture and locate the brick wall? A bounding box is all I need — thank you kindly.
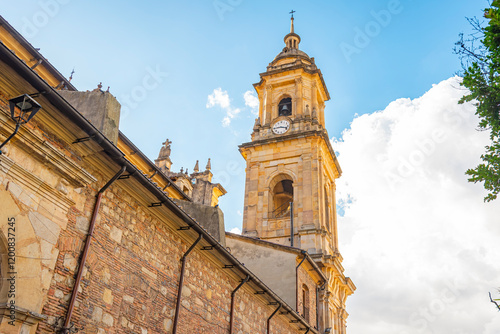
[34,165,312,334]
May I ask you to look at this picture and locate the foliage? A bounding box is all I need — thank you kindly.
[455,1,500,202]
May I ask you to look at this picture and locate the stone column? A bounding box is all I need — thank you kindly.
[311,82,317,116]
[295,77,303,117]
[242,161,259,237]
[264,85,273,125]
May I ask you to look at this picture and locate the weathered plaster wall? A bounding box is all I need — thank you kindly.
[226,236,297,308]
[58,90,121,145]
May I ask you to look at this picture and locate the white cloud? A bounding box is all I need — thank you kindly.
[206,87,230,109]
[334,77,500,334]
[230,227,241,234]
[244,90,259,115]
[222,107,241,127]
[207,87,241,127]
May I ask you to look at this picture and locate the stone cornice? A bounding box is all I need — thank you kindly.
[0,155,76,211]
[239,129,342,177]
[0,112,97,188]
[0,303,46,326]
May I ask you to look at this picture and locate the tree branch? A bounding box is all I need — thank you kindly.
[489,292,500,311]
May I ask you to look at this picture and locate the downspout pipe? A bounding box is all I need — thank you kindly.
[316,279,328,331]
[296,251,307,312]
[61,166,126,333]
[172,233,203,334]
[267,302,282,334]
[290,202,294,247]
[230,275,250,334]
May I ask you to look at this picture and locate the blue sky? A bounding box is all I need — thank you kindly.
[1,0,484,230]
[1,0,487,228]
[3,1,499,332]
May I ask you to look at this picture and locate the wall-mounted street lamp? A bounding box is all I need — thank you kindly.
[0,94,41,154]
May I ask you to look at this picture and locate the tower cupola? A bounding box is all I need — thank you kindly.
[284,14,301,50]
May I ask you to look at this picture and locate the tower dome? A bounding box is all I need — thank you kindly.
[272,14,312,64]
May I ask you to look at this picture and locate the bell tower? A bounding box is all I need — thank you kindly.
[239,14,355,332]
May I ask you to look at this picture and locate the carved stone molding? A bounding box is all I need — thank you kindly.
[0,303,46,326]
[0,155,76,211]
[0,113,97,188]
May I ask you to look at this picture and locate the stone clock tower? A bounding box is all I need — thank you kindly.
[239,16,355,332]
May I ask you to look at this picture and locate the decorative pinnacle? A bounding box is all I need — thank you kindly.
[289,10,295,33]
[205,158,211,171]
[194,160,199,173]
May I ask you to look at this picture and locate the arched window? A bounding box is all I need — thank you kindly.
[271,179,293,218]
[278,98,292,117]
[302,284,310,322]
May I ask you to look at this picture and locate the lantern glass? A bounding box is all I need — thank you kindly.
[9,94,41,125]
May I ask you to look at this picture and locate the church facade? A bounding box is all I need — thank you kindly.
[0,13,353,334]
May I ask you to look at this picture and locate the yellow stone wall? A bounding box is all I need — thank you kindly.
[240,134,339,254]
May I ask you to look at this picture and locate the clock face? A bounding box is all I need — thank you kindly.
[272,120,290,134]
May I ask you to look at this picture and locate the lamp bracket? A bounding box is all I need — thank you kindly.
[72,135,95,144]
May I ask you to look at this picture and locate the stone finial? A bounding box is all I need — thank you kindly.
[92,82,103,92]
[289,10,295,31]
[312,107,317,120]
[253,117,261,130]
[180,167,184,173]
[194,160,200,173]
[185,168,189,175]
[206,158,211,171]
[158,139,172,159]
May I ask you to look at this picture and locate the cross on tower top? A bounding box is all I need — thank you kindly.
[289,10,295,19]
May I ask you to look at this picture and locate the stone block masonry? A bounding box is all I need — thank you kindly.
[33,164,313,333]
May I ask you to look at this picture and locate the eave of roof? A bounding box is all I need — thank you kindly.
[0,15,76,91]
